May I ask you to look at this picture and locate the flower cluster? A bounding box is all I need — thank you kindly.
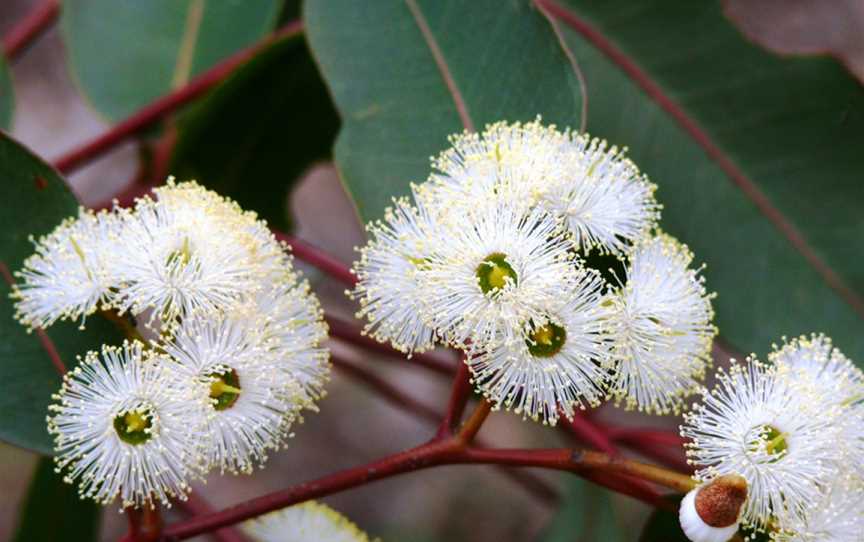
[350,119,716,424]
[679,334,864,540]
[15,180,329,508]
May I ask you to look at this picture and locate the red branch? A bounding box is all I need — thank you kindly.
[0,261,66,374]
[325,313,456,376]
[175,494,251,542]
[161,443,689,539]
[332,355,560,505]
[559,412,617,455]
[53,20,304,175]
[274,232,357,286]
[435,360,472,438]
[2,0,59,59]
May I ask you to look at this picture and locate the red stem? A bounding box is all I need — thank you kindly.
[175,494,252,542]
[2,0,59,59]
[325,313,456,376]
[557,412,664,502]
[559,412,617,455]
[332,355,561,505]
[435,360,472,438]
[53,20,303,175]
[161,444,688,539]
[273,231,357,286]
[120,506,163,542]
[0,262,66,374]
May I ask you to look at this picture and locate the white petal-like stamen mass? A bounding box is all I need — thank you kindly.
[607,233,716,413]
[422,119,571,214]
[468,267,613,425]
[420,119,660,255]
[13,208,120,329]
[254,272,331,408]
[242,501,372,542]
[417,199,581,350]
[681,358,844,528]
[771,479,864,542]
[48,341,208,508]
[110,180,269,326]
[539,136,660,256]
[769,333,864,478]
[350,195,442,354]
[163,312,303,474]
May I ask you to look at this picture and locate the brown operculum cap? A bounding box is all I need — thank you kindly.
[694,474,748,528]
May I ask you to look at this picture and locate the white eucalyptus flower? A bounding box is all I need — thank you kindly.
[13,208,120,329]
[607,233,716,414]
[420,119,659,256]
[417,199,580,350]
[48,341,208,508]
[772,479,864,542]
[468,267,613,424]
[163,311,304,474]
[539,136,660,256]
[242,501,373,542]
[681,358,844,528]
[422,118,570,215]
[349,195,442,355]
[109,180,271,327]
[255,272,331,408]
[769,333,864,477]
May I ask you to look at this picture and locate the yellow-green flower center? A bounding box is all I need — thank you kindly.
[166,237,192,268]
[526,321,567,358]
[208,369,241,411]
[476,253,517,295]
[113,408,153,445]
[752,424,788,459]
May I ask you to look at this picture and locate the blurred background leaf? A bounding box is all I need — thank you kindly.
[60,0,283,120]
[542,480,626,542]
[304,0,584,223]
[0,57,13,129]
[170,31,338,232]
[547,0,864,362]
[0,134,122,454]
[11,457,100,542]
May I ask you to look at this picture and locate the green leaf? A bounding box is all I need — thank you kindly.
[0,134,122,454]
[547,0,864,361]
[12,457,100,542]
[542,479,625,542]
[304,0,583,223]
[0,56,13,129]
[61,0,283,120]
[170,33,339,231]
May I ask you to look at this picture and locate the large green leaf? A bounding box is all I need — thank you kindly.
[304,0,583,223]
[0,56,13,129]
[12,457,100,542]
[0,134,122,454]
[544,0,864,361]
[170,33,339,231]
[542,479,625,542]
[61,0,283,120]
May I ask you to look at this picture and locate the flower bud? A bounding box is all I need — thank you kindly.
[679,475,747,542]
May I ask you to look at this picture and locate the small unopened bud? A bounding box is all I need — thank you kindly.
[679,475,748,542]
